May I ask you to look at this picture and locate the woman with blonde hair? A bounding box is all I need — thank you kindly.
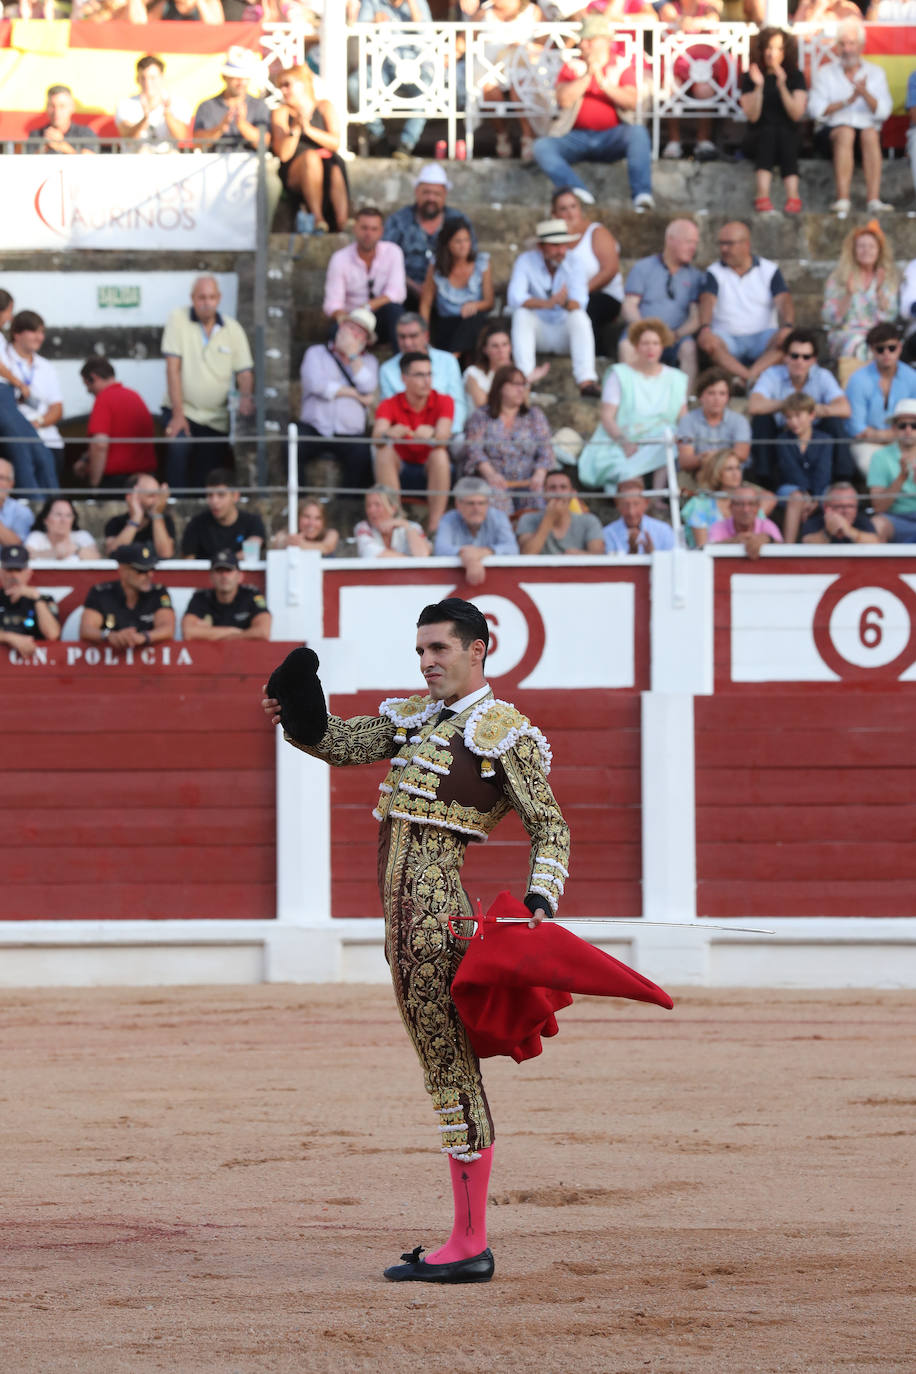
[679,448,773,548]
[354,484,431,559]
[578,317,688,492]
[822,221,900,383]
[270,64,349,233]
[270,498,339,555]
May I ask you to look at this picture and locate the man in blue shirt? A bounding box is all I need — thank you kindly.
[747,329,852,489]
[0,457,35,546]
[433,477,518,585]
[621,219,703,391]
[379,313,467,444]
[383,165,474,309]
[603,477,676,554]
[507,219,598,398]
[846,323,916,477]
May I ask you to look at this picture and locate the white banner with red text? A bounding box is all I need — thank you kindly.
[1,153,256,252]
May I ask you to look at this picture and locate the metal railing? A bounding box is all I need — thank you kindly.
[303,17,895,160]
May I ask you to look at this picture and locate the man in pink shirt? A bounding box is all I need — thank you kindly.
[708,485,783,559]
[323,206,406,345]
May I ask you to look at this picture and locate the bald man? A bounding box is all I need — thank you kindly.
[160,275,255,489]
[697,221,794,391]
[621,218,703,391]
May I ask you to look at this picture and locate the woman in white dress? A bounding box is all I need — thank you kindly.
[551,186,624,356]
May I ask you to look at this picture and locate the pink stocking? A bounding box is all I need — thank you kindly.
[425,1145,493,1264]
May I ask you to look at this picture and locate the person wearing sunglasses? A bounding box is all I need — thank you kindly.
[845,323,916,476]
[747,329,851,489]
[867,399,916,543]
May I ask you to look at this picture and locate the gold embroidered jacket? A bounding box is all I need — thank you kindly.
[287,690,570,913]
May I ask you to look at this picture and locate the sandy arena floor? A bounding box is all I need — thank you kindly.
[1,984,913,1373]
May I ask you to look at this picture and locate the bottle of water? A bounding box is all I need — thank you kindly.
[295,208,315,236]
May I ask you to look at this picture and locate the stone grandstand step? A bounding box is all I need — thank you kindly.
[341,155,915,221]
[283,157,914,372]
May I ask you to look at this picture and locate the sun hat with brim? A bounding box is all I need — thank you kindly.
[221,46,262,79]
[451,891,674,1063]
[892,398,916,422]
[343,307,377,344]
[536,217,578,245]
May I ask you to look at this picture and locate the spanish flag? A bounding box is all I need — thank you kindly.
[0,21,266,139]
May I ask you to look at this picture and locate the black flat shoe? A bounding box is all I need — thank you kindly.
[383,1244,495,1284]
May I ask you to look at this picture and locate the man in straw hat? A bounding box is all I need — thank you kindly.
[507,218,600,398]
[192,46,270,153]
[532,11,654,214]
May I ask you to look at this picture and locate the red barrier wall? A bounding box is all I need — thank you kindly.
[0,642,279,922]
[695,693,916,919]
[328,688,643,921]
[700,555,916,919]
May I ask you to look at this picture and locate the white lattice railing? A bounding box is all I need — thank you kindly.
[260,20,889,160]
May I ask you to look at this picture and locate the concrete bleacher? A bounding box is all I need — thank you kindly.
[5,152,914,542]
[281,154,915,522]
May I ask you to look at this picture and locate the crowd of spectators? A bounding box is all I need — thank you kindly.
[2,11,916,656]
[10,12,915,218]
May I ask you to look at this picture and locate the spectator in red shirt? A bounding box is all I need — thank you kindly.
[532,12,654,213]
[75,358,156,489]
[372,351,454,535]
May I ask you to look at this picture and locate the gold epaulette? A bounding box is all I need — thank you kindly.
[463,698,553,775]
[378,694,438,729]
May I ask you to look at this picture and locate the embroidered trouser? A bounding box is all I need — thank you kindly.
[379,818,494,1159]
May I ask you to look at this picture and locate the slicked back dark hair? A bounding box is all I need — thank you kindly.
[782,328,818,356]
[866,321,902,350]
[417,597,489,658]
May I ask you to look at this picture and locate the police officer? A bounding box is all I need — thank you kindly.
[181,548,271,641]
[0,544,61,658]
[79,543,175,649]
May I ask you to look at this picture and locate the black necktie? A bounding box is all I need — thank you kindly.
[436,707,455,725]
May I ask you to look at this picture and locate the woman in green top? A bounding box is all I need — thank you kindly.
[578,319,688,493]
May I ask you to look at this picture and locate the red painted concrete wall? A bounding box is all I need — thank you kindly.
[0,642,279,921]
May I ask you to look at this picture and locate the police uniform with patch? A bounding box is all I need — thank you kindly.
[0,587,59,639]
[288,688,570,1164]
[185,583,267,629]
[0,544,60,640]
[83,544,172,635]
[83,580,172,634]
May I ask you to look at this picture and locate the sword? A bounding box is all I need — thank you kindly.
[448,907,774,940]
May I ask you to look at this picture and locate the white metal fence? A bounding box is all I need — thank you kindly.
[260,18,890,160]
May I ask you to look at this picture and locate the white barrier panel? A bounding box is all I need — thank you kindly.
[1,154,257,252]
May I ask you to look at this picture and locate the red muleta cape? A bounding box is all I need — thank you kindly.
[451,891,675,1064]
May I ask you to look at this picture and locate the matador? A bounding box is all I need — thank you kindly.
[263,598,570,1284]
